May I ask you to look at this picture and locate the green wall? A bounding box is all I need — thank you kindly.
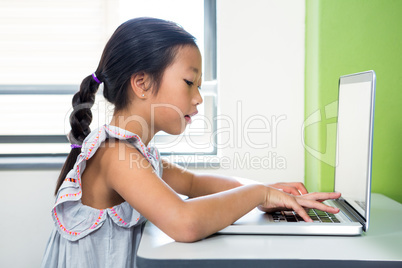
[305,0,402,203]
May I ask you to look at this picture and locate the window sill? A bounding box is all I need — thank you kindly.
[0,156,67,170]
[0,153,221,170]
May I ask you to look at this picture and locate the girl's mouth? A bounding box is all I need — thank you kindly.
[184,111,198,124]
[184,115,192,124]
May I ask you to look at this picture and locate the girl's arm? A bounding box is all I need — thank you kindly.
[161,159,243,197]
[104,142,340,242]
[161,159,310,197]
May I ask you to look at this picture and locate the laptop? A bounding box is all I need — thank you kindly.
[219,70,376,236]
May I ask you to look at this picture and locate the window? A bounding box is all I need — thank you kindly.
[0,0,217,168]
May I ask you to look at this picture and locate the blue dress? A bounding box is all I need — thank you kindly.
[41,125,162,268]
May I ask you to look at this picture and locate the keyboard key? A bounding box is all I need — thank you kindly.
[271,210,341,223]
[307,211,316,216]
[320,217,332,223]
[286,217,297,222]
[316,210,327,216]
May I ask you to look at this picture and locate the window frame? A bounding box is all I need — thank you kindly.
[0,0,217,169]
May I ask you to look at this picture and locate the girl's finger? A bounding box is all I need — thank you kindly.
[270,182,308,196]
[301,192,341,201]
[289,199,313,222]
[281,185,302,196]
[297,198,340,214]
[287,182,308,195]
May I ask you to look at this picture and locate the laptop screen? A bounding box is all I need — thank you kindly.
[334,71,375,220]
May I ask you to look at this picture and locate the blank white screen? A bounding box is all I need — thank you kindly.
[335,79,372,218]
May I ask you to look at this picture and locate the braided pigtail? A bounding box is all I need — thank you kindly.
[54,73,101,195]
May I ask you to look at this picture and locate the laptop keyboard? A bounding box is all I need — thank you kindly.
[272,209,340,223]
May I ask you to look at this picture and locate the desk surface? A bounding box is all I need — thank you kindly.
[137,193,402,267]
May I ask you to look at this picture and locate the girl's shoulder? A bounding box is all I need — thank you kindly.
[51,124,162,241]
[82,124,162,178]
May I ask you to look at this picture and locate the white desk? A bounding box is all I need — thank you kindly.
[137,193,402,267]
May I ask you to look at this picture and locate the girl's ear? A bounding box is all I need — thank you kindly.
[129,72,150,99]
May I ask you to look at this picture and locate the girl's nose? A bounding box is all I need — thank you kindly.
[194,89,203,106]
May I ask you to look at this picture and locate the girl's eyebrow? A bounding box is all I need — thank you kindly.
[188,67,203,80]
[188,66,200,73]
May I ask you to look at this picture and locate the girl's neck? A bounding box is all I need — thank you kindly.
[109,110,157,146]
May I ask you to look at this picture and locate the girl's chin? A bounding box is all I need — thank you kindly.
[162,125,187,136]
[165,130,186,136]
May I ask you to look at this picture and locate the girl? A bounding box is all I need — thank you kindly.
[41,17,340,267]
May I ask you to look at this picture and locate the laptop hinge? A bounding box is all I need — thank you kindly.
[337,198,367,231]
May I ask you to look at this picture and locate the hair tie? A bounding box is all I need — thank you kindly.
[71,144,82,149]
[92,72,101,84]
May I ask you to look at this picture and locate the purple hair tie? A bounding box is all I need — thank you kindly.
[92,72,101,84]
[71,144,82,149]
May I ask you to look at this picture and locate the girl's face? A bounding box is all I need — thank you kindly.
[150,45,203,135]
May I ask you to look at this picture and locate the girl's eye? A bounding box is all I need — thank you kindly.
[184,79,193,86]
[184,79,201,90]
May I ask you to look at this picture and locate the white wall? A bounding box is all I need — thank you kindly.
[195,0,305,183]
[0,171,58,268]
[0,1,305,267]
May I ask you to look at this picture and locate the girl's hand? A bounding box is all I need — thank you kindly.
[268,182,308,195]
[258,187,341,222]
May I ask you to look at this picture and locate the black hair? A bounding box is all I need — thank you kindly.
[55,17,197,194]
